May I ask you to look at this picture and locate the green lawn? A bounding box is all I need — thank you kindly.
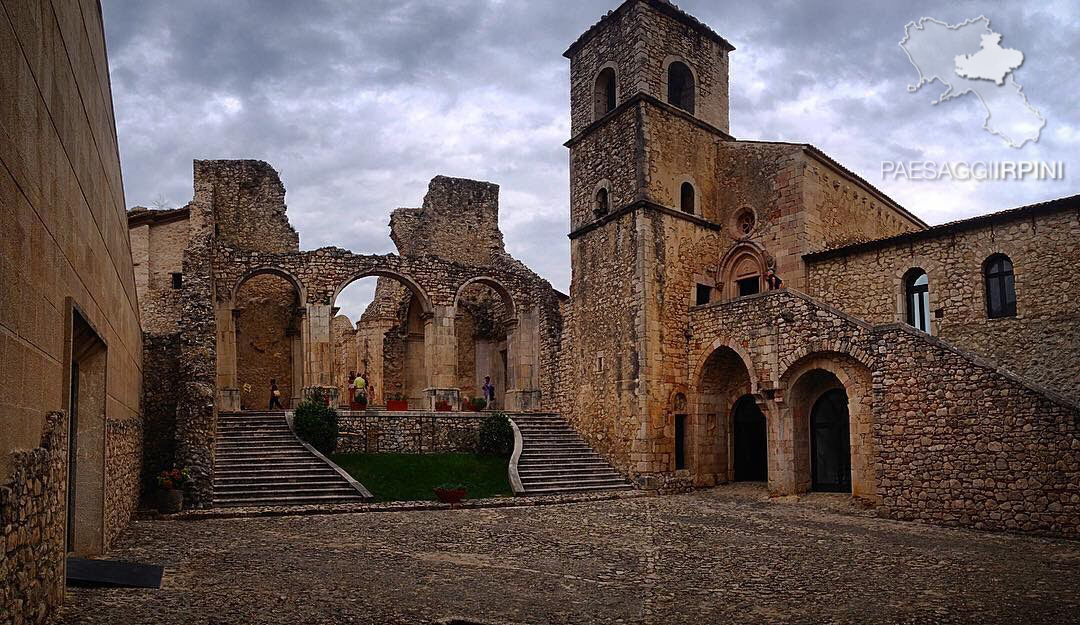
[329,453,512,502]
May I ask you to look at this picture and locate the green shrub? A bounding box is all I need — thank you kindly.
[475,412,513,457]
[294,395,339,454]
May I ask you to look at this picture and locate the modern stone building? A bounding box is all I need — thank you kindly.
[1,0,145,621]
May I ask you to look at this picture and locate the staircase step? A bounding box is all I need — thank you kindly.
[214,494,365,508]
[214,481,354,493]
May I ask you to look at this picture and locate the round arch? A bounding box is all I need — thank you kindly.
[691,336,758,396]
[452,276,517,320]
[331,269,433,316]
[232,266,307,304]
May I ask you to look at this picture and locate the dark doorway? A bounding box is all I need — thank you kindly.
[732,395,767,481]
[810,389,851,492]
[674,414,687,470]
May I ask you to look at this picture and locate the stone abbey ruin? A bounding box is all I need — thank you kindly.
[2,0,1078,622]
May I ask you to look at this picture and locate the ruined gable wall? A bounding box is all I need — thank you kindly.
[806,207,1080,396]
[195,159,299,254]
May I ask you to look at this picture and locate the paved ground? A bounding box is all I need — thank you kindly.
[59,486,1080,625]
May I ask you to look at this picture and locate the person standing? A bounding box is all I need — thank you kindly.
[269,378,283,410]
[347,370,356,407]
[482,376,496,410]
[765,269,784,291]
[353,372,367,404]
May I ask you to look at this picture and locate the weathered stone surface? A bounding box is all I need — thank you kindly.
[336,411,490,454]
[57,488,1080,624]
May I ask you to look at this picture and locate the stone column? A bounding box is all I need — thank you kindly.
[302,303,334,399]
[767,396,798,496]
[504,307,542,412]
[424,305,460,410]
[214,302,240,412]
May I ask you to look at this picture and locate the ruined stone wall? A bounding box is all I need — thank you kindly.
[142,333,180,477]
[235,274,299,409]
[390,176,506,265]
[0,413,67,625]
[337,412,489,454]
[331,315,358,404]
[104,417,142,548]
[805,206,1080,397]
[568,0,730,135]
[196,160,299,254]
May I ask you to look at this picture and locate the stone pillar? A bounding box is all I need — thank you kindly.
[424,305,460,410]
[215,303,240,411]
[504,307,541,412]
[303,303,332,396]
[767,396,798,496]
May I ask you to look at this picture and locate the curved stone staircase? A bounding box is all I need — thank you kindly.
[214,411,371,507]
[509,413,633,496]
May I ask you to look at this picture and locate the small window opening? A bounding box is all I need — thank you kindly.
[695,284,711,306]
[171,273,183,289]
[594,187,610,217]
[737,277,760,297]
[680,182,695,215]
[667,61,696,114]
[905,269,930,332]
[594,67,617,119]
[737,211,755,237]
[984,254,1016,319]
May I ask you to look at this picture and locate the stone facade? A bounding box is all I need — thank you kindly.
[2,0,145,621]
[805,199,1080,397]
[336,411,490,454]
[555,0,1080,538]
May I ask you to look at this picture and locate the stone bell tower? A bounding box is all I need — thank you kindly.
[560,0,737,482]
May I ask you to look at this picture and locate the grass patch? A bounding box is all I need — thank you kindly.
[329,453,512,502]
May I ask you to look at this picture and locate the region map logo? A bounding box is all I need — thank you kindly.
[883,16,1063,183]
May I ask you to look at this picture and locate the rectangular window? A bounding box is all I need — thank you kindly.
[695,284,711,306]
[171,273,183,289]
[737,277,760,297]
[674,414,687,470]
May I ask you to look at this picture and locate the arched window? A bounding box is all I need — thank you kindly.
[733,255,761,297]
[680,182,695,214]
[594,67,617,119]
[667,61,695,114]
[904,269,930,333]
[984,254,1016,319]
[594,187,609,217]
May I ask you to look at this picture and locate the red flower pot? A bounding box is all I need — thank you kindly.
[387,400,408,412]
[434,488,467,504]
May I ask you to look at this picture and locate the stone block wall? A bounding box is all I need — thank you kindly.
[336,412,489,454]
[105,417,143,548]
[142,333,180,478]
[805,204,1080,397]
[568,104,640,231]
[0,412,66,625]
[567,0,731,135]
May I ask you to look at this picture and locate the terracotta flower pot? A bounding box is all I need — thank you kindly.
[157,489,183,514]
[434,488,467,504]
[387,400,408,412]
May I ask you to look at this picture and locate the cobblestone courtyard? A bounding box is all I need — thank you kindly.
[59,488,1080,625]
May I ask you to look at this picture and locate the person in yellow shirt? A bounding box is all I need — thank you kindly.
[353,373,367,404]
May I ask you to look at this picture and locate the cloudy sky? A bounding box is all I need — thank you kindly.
[101,0,1079,321]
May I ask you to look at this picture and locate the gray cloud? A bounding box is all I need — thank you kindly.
[102,0,1079,320]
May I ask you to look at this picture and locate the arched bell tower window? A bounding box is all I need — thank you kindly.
[594,186,610,217]
[680,182,696,215]
[594,66,617,119]
[904,269,931,333]
[667,61,696,114]
[984,254,1016,319]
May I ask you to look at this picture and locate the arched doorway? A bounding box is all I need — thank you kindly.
[234,273,302,410]
[694,344,754,486]
[732,395,767,482]
[453,277,520,411]
[810,388,852,492]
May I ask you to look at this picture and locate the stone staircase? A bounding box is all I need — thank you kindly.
[214,411,370,507]
[511,413,633,496]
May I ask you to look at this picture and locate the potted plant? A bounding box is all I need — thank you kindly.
[387,393,408,412]
[470,397,487,412]
[435,399,453,412]
[350,393,368,412]
[156,467,190,514]
[434,483,467,504]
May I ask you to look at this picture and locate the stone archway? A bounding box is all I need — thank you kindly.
[693,344,755,487]
[779,353,877,500]
[232,272,303,410]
